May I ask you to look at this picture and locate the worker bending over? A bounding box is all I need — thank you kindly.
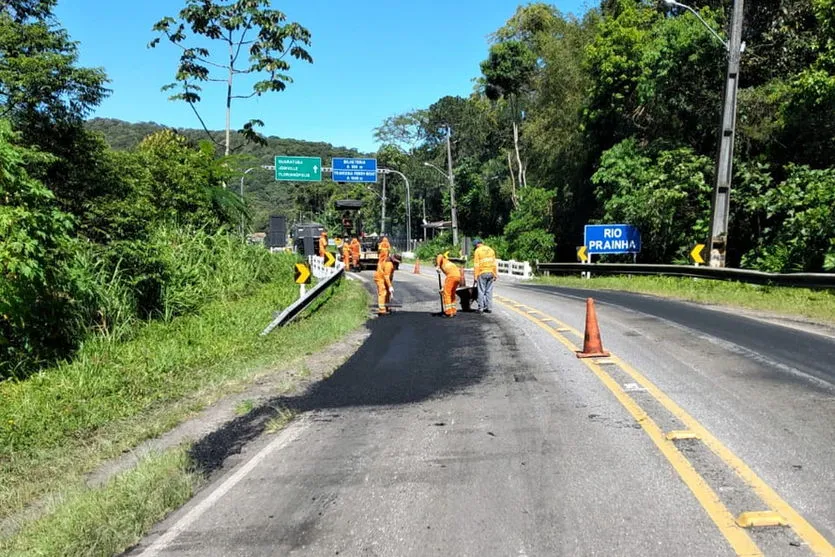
[473,238,497,313]
[374,253,400,315]
[435,252,461,318]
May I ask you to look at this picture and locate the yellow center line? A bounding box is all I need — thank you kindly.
[611,357,835,556]
[499,299,764,556]
[498,297,834,557]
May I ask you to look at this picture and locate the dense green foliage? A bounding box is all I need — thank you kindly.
[375,0,835,270]
[0,1,313,377]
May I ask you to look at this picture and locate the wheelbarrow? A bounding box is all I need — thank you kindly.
[455,265,478,312]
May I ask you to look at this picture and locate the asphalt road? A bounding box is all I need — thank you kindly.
[128,269,835,557]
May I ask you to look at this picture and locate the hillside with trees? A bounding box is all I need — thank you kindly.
[86,118,371,231]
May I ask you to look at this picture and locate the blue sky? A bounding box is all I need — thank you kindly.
[57,1,589,153]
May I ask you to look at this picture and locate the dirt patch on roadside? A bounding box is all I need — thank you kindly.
[86,327,371,488]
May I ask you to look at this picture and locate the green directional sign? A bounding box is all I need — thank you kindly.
[274,156,322,182]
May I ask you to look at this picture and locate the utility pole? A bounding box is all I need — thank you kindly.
[708,0,744,267]
[423,199,427,242]
[380,171,387,235]
[445,125,459,246]
[240,168,255,237]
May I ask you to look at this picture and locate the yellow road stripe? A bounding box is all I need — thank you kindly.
[612,357,835,556]
[498,296,834,556]
[499,300,763,556]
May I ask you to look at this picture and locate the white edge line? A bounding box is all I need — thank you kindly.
[139,419,306,556]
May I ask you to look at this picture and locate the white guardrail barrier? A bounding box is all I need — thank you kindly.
[497,259,533,279]
[308,255,342,279]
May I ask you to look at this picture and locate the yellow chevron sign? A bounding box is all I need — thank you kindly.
[691,244,705,265]
[324,250,336,267]
[577,245,589,263]
[294,263,311,284]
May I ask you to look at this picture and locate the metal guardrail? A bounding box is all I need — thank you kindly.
[260,257,345,335]
[535,263,835,289]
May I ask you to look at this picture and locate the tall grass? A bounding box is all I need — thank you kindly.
[0,448,199,557]
[1,227,287,379]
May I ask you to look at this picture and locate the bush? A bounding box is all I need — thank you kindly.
[0,122,78,377]
[414,232,461,261]
[741,165,835,272]
[503,187,556,262]
[591,140,712,263]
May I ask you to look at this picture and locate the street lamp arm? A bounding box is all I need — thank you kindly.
[422,161,449,180]
[664,0,729,50]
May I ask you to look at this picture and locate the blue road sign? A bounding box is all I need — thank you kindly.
[584,224,641,255]
[332,158,377,183]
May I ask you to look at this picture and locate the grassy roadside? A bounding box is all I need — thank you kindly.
[0,277,368,555]
[533,275,835,325]
[2,448,199,557]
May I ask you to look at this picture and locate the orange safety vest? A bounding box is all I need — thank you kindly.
[438,257,461,278]
[374,260,394,288]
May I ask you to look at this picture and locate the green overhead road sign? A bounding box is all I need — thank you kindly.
[274,156,322,182]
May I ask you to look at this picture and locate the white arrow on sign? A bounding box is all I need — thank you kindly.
[313,166,319,172]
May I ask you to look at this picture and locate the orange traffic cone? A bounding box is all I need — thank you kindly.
[576,298,610,358]
[414,259,421,274]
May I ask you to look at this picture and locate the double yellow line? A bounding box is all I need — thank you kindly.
[497,294,834,557]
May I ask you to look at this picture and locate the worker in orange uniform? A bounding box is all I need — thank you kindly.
[473,238,498,313]
[318,231,329,258]
[342,238,351,270]
[378,235,391,261]
[350,237,361,270]
[435,252,461,318]
[374,253,401,315]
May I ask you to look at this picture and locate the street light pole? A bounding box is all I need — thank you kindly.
[379,168,411,251]
[380,171,387,235]
[664,0,744,267]
[445,126,459,247]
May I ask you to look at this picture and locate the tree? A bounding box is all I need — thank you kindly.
[137,130,238,227]
[373,111,429,152]
[0,0,119,239]
[0,0,109,126]
[481,40,538,200]
[150,0,313,156]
